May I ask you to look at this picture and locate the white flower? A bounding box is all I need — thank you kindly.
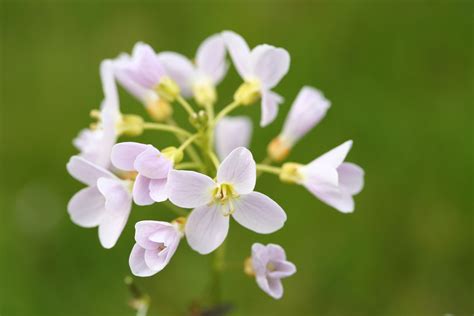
[215,116,252,160]
[167,147,287,254]
[222,30,290,127]
[66,156,132,249]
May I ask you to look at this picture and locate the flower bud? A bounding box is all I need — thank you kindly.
[192,82,217,107]
[161,146,183,164]
[267,136,292,162]
[119,114,144,137]
[279,162,303,184]
[146,99,173,122]
[156,76,180,102]
[244,256,255,277]
[234,80,261,105]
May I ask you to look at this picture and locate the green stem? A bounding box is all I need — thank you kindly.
[211,241,226,304]
[176,95,196,117]
[175,162,201,170]
[256,164,282,175]
[178,134,200,152]
[142,122,191,138]
[208,151,220,169]
[166,118,203,166]
[213,100,240,125]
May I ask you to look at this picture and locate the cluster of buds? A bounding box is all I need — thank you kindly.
[67,30,364,303]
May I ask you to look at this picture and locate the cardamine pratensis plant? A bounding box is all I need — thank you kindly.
[67,30,365,315]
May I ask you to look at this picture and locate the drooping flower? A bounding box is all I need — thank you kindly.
[215,116,252,160]
[268,86,331,162]
[73,60,122,168]
[247,243,296,299]
[167,147,287,254]
[222,30,290,127]
[111,142,180,205]
[66,156,132,249]
[129,219,184,277]
[280,140,364,213]
[157,33,228,107]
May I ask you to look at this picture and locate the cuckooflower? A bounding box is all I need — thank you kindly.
[129,220,184,277]
[167,147,287,254]
[268,86,331,161]
[222,30,290,127]
[111,142,179,205]
[280,140,364,213]
[215,116,252,160]
[66,156,132,249]
[73,60,121,168]
[248,243,296,299]
[157,33,228,106]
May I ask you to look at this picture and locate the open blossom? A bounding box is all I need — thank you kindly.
[157,33,227,106]
[215,116,252,160]
[167,147,287,254]
[281,140,364,213]
[66,156,132,249]
[268,86,331,161]
[129,220,183,277]
[250,243,296,299]
[111,142,175,205]
[222,30,290,127]
[73,60,121,168]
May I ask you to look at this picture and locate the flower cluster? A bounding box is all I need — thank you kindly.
[67,30,364,303]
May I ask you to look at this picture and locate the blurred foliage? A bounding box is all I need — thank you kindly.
[0,0,472,315]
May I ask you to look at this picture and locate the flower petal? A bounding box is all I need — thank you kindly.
[260,90,283,127]
[250,44,290,89]
[338,162,365,195]
[251,243,270,276]
[196,33,227,84]
[304,183,355,213]
[133,174,154,206]
[111,142,148,171]
[67,186,107,228]
[215,116,253,160]
[100,59,120,113]
[167,170,215,208]
[266,243,286,261]
[157,51,195,97]
[129,244,156,277]
[134,146,172,179]
[266,277,284,299]
[307,140,353,169]
[67,156,115,186]
[217,147,256,194]
[221,30,251,79]
[149,178,168,202]
[232,192,286,234]
[185,204,229,254]
[268,260,297,279]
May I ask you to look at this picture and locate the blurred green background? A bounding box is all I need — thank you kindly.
[1,0,472,315]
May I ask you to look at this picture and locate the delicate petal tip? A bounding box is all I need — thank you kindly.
[195,33,228,84]
[132,174,155,206]
[338,162,365,195]
[67,186,106,228]
[217,147,256,194]
[129,244,156,277]
[221,30,251,78]
[167,170,215,208]
[156,51,195,96]
[67,156,114,186]
[260,91,283,127]
[251,45,290,89]
[215,116,253,160]
[111,142,148,171]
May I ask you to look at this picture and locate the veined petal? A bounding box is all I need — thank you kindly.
[221,30,251,78]
[338,163,364,195]
[250,44,290,89]
[196,33,228,84]
[114,54,151,104]
[215,116,253,160]
[129,244,156,277]
[111,142,148,171]
[67,186,107,228]
[260,90,283,127]
[67,156,115,186]
[157,51,195,97]
[217,147,256,194]
[304,183,355,213]
[167,170,215,208]
[134,146,172,179]
[232,192,286,234]
[307,140,353,169]
[266,278,284,299]
[134,221,173,249]
[149,178,168,202]
[133,174,154,206]
[185,204,229,254]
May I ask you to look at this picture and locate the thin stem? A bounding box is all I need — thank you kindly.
[142,122,191,138]
[213,100,240,125]
[256,164,282,175]
[257,156,273,177]
[208,151,220,169]
[211,241,226,304]
[162,201,187,217]
[176,95,196,117]
[166,118,203,166]
[175,162,201,170]
[178,133,200,152]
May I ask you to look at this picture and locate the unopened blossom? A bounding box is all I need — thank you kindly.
[157,33,228,106]
[66,156,132,249]
[167,147,287,254]
[222,30,290,127]
[280,140,364,213]
[248,243,296,299]
[129,219,184,277]
[268,86,331,161]
[111,142,180,205]
[73,60,122,168]
[215,116,252,160]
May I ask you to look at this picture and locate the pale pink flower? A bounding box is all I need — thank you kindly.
[66,156,132,249]
[167,147,287,254]
[111,142,174,205]
[251,243,296,299]
[215,116,252,160]
[222,30,290,127]
[73,60,121,168]
[129,220,183,277]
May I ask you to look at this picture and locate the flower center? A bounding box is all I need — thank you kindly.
[280,163,304,184]
[234,79,261,105]
[266,262,276,272]
[212,183,238,216]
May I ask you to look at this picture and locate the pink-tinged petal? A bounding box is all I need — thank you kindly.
[232,192,286,234]
[100,60,119,113]
[98,208,130,249]
[134,147,172,179]
[307,140,353,169]
[185,204,229,254]
[221,30,251,78]
[114,54,151,104]
[67,156,115,186]
[144,236,180,272]
[304,183,355,213]
[256,275,271,296]
[149,178,168,202]
[134,221,174,249]
[266,243,286,261]
[67,186,107,228]
[281,86,331,145]
[196,34,228,84]
[250,44,290,89]
[260,90,283,127]
[338,162,365,195]
[133,174,154,206]
[167,170,215,208]
[111,142,148,171]
[129,244,156,277]
[266,278,284,299]
[157,51,195,97]
[215,116,253,160]
[251,243,270,276]
[128,42,166,88]
[268,260,297,279]
[217,147,256,194]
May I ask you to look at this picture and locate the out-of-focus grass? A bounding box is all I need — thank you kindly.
[1,1,472,315]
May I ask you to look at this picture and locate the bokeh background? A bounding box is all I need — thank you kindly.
[1,1,472,315]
